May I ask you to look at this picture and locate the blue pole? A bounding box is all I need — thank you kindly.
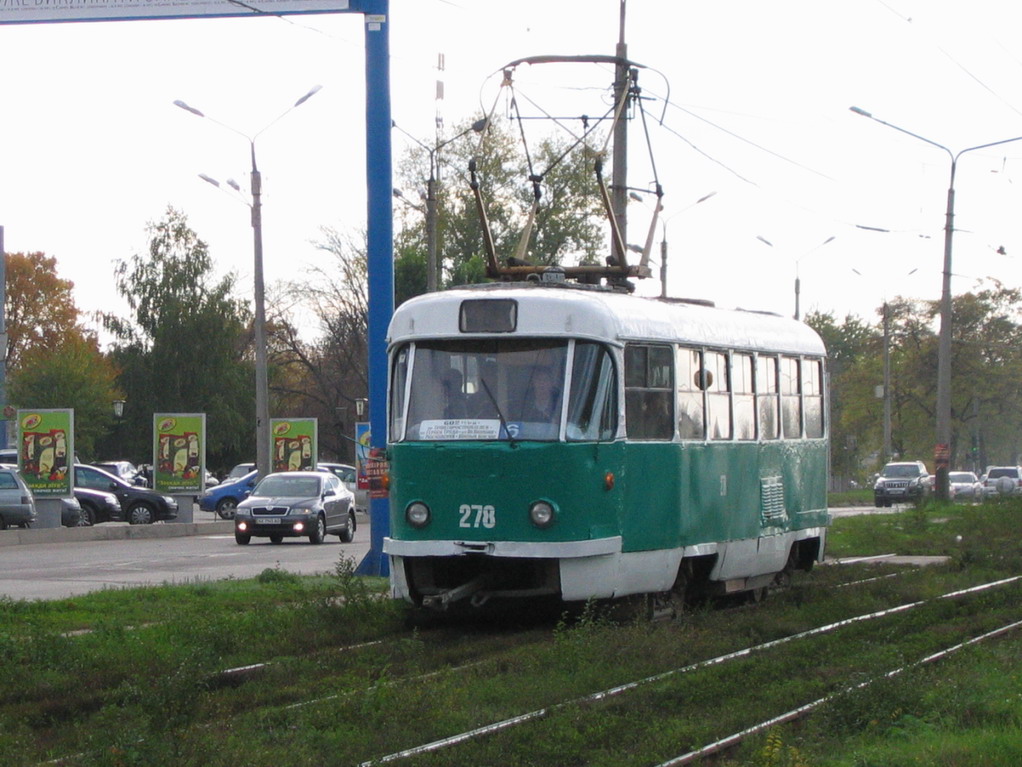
[0,225,6,451]
[356,0,393,577]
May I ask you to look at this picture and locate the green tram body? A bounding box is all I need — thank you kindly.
[384,283,829,609]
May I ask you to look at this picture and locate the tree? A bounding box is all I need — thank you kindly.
[8,334,120,459]
[4,252,84,372]
[394,117,608,297]
[269,228,369,463]
[103,207,254,470]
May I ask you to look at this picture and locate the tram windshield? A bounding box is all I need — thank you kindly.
[391,339,617,442]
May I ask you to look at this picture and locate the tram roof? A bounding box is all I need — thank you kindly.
[388,283,826,356]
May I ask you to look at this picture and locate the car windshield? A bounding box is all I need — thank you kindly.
[949,473,976,483]
[255,475,321,497]
[987,468,1018,479]
[882,464,923,478]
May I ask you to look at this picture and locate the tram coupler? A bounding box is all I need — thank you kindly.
[421,574,492,610]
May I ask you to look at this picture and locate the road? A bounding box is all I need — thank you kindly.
[0,518,373,601]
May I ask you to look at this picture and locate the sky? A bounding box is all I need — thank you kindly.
[2,0,1022,342]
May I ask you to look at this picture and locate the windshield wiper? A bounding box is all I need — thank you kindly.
[479,378,516,445]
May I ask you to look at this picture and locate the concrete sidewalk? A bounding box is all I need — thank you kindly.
[0,518,235,547]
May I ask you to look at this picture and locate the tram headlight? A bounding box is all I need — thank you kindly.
[529,500,556,529]
[405,501,431,528]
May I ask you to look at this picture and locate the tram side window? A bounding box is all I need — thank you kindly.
[625,344,674,440]
[803,358,825,438]
[704,350,732,440]
[780,356,802,438]
[676,348,705,439]
[733,353,756,440]
[566,342,617,441]
[390,345,410,441]
[757,355,780,440]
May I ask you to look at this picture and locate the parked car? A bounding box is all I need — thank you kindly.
[873,461,932,507]
[317,462,368,513]
[73,464,178,524]
[61,495,83,527]
[948,471,984,503]
[226,462,255,480]
[234,471,355,545]
[0,467,36,529]
[74,487,123,526]
[981,466,1022,497]
[199,470,258,519]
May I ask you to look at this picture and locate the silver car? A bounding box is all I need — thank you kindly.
[948,471,983,503]
[233,471,355,545]
[0,468,37,529]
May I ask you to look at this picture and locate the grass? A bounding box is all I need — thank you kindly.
[1,504,1021,765]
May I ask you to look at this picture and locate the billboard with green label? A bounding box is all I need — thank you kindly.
[153,413,206,494]
[270,418,317,472]
[17,409,73,497]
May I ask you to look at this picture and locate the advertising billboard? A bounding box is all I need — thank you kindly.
[17,408,73,497]
[270,418,317,472]
[153,413,206,494]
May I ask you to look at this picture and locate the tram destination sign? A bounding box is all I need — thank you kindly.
[0,0,351,25]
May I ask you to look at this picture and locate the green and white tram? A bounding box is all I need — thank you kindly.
[384,282,829,611]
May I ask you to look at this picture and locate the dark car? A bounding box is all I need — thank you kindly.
[873,461,932,507]
[61,496,83,527]
[74,464,178,525]
[0,467,36,529]
[234,471,355,545]
[74,486,123,526]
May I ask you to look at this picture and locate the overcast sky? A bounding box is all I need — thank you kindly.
[2,0,1021,340]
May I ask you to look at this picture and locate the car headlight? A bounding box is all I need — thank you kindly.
[405,502,430,528]
[529,500,556,528]
[162,496,176,505]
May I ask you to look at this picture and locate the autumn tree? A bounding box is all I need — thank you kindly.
[4,251,85,372]
[104,207,254,469]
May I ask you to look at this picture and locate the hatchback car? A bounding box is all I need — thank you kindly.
[948,471,983,503]
[0,467,36,529]
[73,464,178,524]
[234,471,355,545]
[200,470,258,519]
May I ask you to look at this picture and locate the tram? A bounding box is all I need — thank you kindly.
[383,281,829,612]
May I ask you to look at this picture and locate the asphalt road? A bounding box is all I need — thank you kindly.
[0,517,373,601]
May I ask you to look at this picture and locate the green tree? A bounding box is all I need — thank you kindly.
[8,334,120,459]
[103,207,254,470]
[394,117,607,296]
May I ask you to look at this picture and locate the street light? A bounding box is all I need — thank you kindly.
[850,105,1022,500]
[112,399,125,458]
[392,118,487,292]
[851,266,918,464]
[756,235,836,320]
[629,190,717,298]
[175,85,323,480]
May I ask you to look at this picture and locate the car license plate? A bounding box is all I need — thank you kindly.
[256,518,282,525]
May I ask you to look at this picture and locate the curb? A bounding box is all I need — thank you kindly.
[0,520,236,547]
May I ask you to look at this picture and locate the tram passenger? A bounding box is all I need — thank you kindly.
[441,368,469,418]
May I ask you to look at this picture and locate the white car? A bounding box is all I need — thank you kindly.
[981,466,1022,497]
[948,471,983,502]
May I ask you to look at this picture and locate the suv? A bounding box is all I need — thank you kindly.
[74,464,178,524]
[873,461,932,507]
[981,466,1022,497]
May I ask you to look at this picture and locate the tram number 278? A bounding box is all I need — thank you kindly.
[459,504,496,529]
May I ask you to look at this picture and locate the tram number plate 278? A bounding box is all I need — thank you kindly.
[459,504,496,529]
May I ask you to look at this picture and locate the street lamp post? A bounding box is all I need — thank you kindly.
[756,234,836,320]
[629,190,717,298]
[392,118,487,292]
[850,105,1022,501]
[175,86,322,480]
[112,399,125,458]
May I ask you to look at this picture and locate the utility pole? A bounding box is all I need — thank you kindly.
[611,0,630,263]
